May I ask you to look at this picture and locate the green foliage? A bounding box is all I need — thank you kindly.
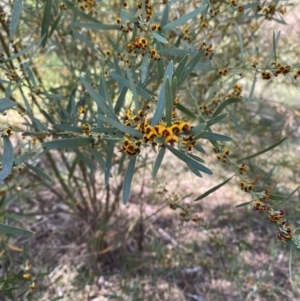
[0,0,300,298]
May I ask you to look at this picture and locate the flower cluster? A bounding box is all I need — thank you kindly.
[258,4,287,20]
[115,0,164,64]
[119,105,196,156]
[213,145,230,163]
[120,137,142,156]
[136,0,154,20]
[149,48,160,60]
[271,62,291,76]
[0,11,6,22]
[59,3,67,10]
[5,68,20,82]
[143,120,194,149]
[21,263,37,290]
[261,71,271,80]
[82,123,91,136]
[218,68,228,76]
[212,142,297,246]
[1,126,13,138]
[236,161,294,242]
[198,42,214,59]
[78,0,97,13]
[133,36,149,52]
[200,84,243,116]
[169,193,202,223]
[251,191,293,242]
[293,68,300,80]
[118,20,133,33]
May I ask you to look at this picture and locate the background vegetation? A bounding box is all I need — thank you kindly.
[0,0,300,300]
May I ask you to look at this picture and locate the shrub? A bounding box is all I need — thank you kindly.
[0,0,300,298]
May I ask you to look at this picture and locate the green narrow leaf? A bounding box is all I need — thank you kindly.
[126,66,139,110]
[113,56,123,91]
[90,148,107,173]
[178,50,205,86]
[14,152,36,166]
[122,156,136,205]
[160,3,169,28]
[0,223,34,236]
[73,149,95,172]
[188,153,205,163]
[159,49,197,56]
[0,98,16,113]
[286,239,300,254]
[163,5,207,31]
[105,142,115,185]
[43,137,93,149]
[290,248,296,273]
[192,130,208,142]
[10,0,23,39]
[70,22,118,30]
[194,176,234,202]
[202,132,232,141]
[275,186,300,208]
[235,200,253,208]
[176,103,197,118]
[173,55,189,81]
[41,0,52,47]
[4,40,40,63]
[247,74,257,102]
[273,30,281,62]
[194,144,206,154]
[244,2,260,9]
[152,32,168,44]
[234,21,244,61]
[53,124,82,133]
[268,194,286,201]
[41,93,63,101]
[187,163,202,177]
[0,137,14,182]
[205,113,227,127]
[118,153,126,175]
[171,77,177,103]
[228,110,244,135]
[80,77,119,121]
[114,87,128,114]
[27,68,38,91]
[187,122,207,134]
[151,60,173,125]
[110,73,153,101]
[141,50,149,83]
[92,127,120,134]
[156,41,164,79]
[0,79,9,84]
[68,156,79,181]
[49,13,61,38]
[97,115,143,138]
[67,88,76,115]
[31,115,47,131]
[5,82,11,100]
[237,137,288,162]
[25,163,52,182]
[72,29,97,52]
[212,97,242,117]
[165,77,173,127]
[152,147,166,178]
[165,144,212,175]
[99,74,113,112]
[272,17,287,25]
[40,110,55,124]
